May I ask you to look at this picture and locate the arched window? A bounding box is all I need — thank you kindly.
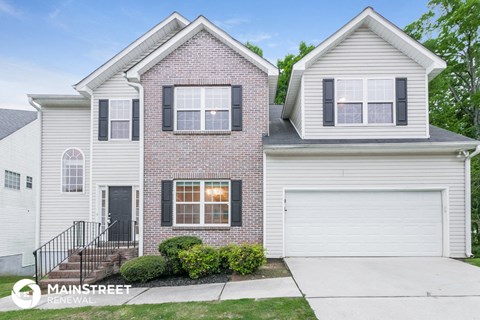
[62,148,84,192]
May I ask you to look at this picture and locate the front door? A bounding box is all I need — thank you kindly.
[108,186,132,241]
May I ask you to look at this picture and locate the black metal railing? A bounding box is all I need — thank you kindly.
[79,220,137,285]
[33,221,101,284]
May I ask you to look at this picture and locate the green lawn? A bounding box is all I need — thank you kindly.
[0,276,34,299]
[466,258,480,267]
[0,297,315,320]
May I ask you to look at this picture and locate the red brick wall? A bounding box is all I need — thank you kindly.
[141,30,268,254]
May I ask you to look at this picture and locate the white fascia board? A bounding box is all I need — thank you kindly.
[126,16,279,81]
[28,94,90,108]
[264,141,480,155]
[74,12,190,95]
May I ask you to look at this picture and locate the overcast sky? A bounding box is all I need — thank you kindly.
[0,0,428,110]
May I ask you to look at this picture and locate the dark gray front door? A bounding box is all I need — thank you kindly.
[108,186,132,241]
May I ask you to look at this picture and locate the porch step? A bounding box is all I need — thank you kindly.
[39,278,96,290]
[68,253,119,263]
[59,261,113,270]
[48,269,108,279]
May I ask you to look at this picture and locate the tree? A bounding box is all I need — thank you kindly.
[275,41,315,104]
[405,0,480,253]
[245,42,263,57]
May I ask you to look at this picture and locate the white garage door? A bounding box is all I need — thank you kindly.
[285,190,443,257]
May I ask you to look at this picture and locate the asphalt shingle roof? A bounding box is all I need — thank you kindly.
[264,105,477,145]
[0,109,37,140]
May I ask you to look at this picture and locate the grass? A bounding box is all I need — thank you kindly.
[0,276,34,299]
[466,258,480,267]
[0,297,316,320]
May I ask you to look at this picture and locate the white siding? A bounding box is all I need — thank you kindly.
[40,107,90,243]
[265,153,467,258]
[289,77,303,137]
[303,27,428,139]
[0,120,39,266]
[91,72,140,222]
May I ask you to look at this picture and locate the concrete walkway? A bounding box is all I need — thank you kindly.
[0,277,302,312]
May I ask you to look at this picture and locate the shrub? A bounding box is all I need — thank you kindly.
[158,236,203,274]
[119,255,167,283]
[218,244,236,270]
[227,244,266,275]
[178,245,220,279]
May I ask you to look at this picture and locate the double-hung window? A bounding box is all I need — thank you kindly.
[174,180,230,226]
[110,100,131,139]
[175,87,230,131]
[336,78,394,125]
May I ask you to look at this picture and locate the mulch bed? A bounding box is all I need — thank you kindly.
[93,259,290,287]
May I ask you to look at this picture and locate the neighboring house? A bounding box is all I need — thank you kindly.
[29,7,479,267]
[0,109,39,275]
[263,8,479,258]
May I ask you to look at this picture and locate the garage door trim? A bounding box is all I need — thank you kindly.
[281,186,450,257]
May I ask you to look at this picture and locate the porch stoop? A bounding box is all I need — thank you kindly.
[38,247,138,289]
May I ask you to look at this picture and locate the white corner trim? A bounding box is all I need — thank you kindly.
[28,98,42,249]
[263,152,267,250]
[301,75,305,139]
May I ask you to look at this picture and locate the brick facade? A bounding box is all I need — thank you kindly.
[142,30,268,254]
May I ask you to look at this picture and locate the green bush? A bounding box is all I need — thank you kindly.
[158,236,203,274]
[178,245,220,279]
[218,244,236,270]
[227,244,266,275]
[119,255,167,283]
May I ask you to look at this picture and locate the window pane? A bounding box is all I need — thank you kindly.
[4,170,20,190]
[176,182,200,203]
[205,87,230,110]
[337,103,363,124]
[205,182,229,202]
[368,79,394,101]
[176,204,200,224]
[204,204,229,224]
[368,103,393,124]
[62,148,83,192]
[337,79,363,102]
[110,100,130,119]
[176,87,201,110]
[205,110,229,130]
[177,111,200,130]
[111,121,130,139]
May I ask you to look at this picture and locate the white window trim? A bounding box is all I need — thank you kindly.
[109,99,132,141]
[173,180,231,226]
[60,148,85,194]
[26,176,33,189]
[334,77,396,127]
[173,87,232,132]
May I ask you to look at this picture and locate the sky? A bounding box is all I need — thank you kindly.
[0,0,429,111]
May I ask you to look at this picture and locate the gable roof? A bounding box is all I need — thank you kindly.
[282,7,447,118]
[125,16,279,104]
[0,109,37,140]
[74,12,189,96]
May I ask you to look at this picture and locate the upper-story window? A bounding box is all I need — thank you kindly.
[62,148,84,193]
[4,170,20,190]
[174,87,231,131]
[336,78,394,125]
[110,100,131,140]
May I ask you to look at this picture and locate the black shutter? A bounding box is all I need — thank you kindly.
[162,86,174,131]
[323,79,335,126]
[230,180,242,226]
[98,99,109,141]
[396,78,408,126]
[161,180,173,226]
[132,99,140,141]
[231,85,242,131]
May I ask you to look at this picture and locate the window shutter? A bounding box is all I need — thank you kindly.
[132,99,140,141]
[162,86,174,131]
[230,180,242,226]
[161,180,173,226]
[98,99,109,141]
[323,79,335,126]
[396,78,408,126]
[231,85,242,131]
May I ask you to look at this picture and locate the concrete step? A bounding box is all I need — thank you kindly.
[48,269,107,279]
[59,261,114,270]
[68,253,119,263]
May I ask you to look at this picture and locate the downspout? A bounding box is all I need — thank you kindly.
[28,97,42,249]
[465,145,480,257]
[125,78,144,257]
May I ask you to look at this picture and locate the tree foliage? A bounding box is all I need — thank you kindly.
[405,0,480,252]
[245,41,263,57]
[275,42,315,104]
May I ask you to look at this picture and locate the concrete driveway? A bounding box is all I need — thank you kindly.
[285,257,480,320]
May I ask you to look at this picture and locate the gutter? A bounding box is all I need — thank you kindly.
[125,77,144,257]
[28,98,42,249]
[465,145,480,257]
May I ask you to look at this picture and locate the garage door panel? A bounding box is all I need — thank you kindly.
[285,190,443,257]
